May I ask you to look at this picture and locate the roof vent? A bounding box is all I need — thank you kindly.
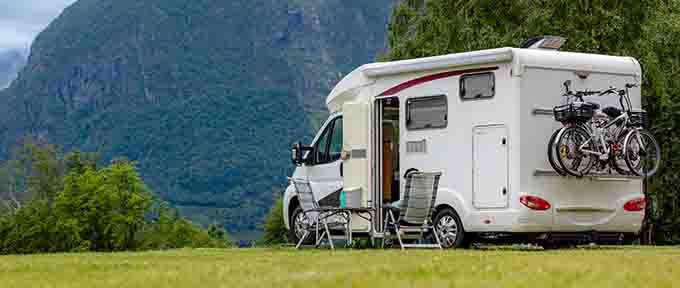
[520,36,566,50]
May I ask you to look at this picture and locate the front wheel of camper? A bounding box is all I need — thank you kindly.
[433,208,465,249]
[288,206,314,245]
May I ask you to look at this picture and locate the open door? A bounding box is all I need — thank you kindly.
[342,102,370,209]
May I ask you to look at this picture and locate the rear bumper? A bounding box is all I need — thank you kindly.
[474,231,639,245]
[463,208,644,234]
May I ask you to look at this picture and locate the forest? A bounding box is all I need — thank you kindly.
[384,0,680,244]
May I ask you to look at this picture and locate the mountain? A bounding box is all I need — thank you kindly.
[0,0,393,232]
[0,50,26,89]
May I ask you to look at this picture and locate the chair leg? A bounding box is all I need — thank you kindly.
[315,230,326,248]
[382,210,392,248]
[395,225,404,251]
[322,219,334,250]
[296,230,310,249]
[431,224,443,250]
[388,211,405,251]
[315,217,320,246]
[348,212,353,247]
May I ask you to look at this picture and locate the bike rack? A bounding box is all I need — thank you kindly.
[533,169,642,181]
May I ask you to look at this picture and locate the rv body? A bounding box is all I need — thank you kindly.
[283,47,644,246]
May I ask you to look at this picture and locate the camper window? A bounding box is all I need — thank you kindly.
[460,72,495,100]
[406,95,447,130]
[314,117,342,165]
[314,125,331,164]
[328,118,343,162]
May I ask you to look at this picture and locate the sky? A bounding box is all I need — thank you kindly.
[0,0,77,53]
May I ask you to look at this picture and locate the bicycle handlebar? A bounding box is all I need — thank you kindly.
[563,83,638,102]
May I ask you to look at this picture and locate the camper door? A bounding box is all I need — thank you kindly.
[342,102,369,208]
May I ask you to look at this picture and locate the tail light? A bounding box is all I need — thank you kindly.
[624,197,646,212]
[520,195,551,211]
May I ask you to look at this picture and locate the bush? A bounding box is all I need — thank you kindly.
[262,196,288,245]
[0,141,233,254]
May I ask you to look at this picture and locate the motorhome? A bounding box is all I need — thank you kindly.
[283,40,645,248]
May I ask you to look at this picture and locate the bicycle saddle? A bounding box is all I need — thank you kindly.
[602,106,622,118]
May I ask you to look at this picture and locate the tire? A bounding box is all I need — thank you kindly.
[611,133,630,175]
[555,126,596,177]
[432,208,465,249]
[287,206,314,245]
[624,129,661,177]
[548,128,567,176]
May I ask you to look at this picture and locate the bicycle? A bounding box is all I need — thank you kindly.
[547,81,601,176]
[549,82,661,177]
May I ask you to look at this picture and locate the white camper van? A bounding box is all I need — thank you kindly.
[283,44,646,248]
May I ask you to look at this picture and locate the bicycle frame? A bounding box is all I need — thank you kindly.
[573,86,638,159]
[578,112,630,158]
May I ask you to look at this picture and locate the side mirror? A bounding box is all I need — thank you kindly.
[291,142,303,166]
[291,141,313,166]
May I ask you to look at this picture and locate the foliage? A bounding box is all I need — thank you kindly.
[0,140,231,254]
[0,0,394,233]
[140,202,231,249]
[261,196,288,245]
[385,0,680,244]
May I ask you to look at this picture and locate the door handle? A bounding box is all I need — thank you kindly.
[340,162,343,177]
[502,187,507,195]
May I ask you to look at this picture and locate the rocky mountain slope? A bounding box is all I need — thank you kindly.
[0,50,26,89]
[0,0,393,231]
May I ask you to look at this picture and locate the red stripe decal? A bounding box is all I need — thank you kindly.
[378,66,499,96]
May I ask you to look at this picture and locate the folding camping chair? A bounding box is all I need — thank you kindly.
[383,171,443,250]
[289,178,349,250]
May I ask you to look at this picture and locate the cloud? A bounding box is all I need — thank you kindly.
[0,0,77,52]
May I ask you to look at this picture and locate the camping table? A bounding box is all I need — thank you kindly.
[311,207,375,247]
[338,207,375,246]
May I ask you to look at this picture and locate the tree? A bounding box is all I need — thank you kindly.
[262,196,288,245]
[385,0,679,243]
[55,160,154,251]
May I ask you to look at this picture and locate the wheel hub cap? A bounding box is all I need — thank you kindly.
[437,215,458,248]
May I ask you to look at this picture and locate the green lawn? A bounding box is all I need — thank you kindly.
[1,247,678,288]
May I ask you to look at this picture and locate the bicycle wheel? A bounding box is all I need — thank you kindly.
[547,128,567,176]
[555,126,596,177]
[610,134,630,175]
[624,129,661,177]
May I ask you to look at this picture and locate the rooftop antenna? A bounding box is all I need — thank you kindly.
[520,35,567,50]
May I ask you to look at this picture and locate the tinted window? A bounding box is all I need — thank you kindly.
[328,118,343,162]
[460,72,495,100]
[406,95,447,130]
[314,125,331,164]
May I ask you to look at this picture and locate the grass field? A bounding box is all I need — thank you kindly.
[1,247,678,288]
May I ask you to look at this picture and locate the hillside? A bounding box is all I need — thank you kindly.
[0,0,393,231]
[0,50,25,89]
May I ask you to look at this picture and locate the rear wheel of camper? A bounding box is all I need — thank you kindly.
[288,206,314,245]
[433,208,465,249]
